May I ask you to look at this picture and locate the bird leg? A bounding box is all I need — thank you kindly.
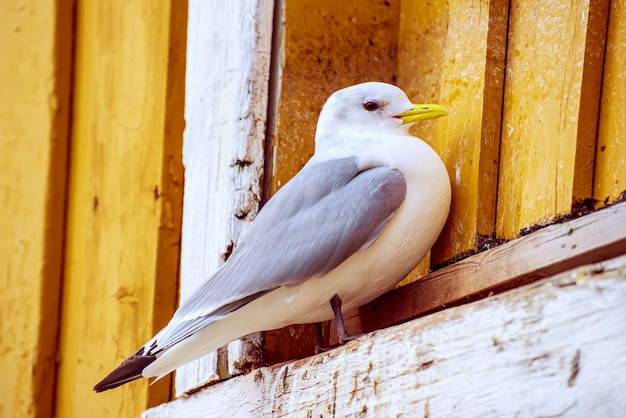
[314,294,363,354]
[331,294,363,345]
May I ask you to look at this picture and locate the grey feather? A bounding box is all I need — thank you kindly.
[146,157,406,355]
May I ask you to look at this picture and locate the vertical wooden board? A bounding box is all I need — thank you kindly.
[267,0,400,197]
[497,0,609,239]
[594,0,626,204]
[175,0,274,395]
[56,1,185,417]
[399,0,508,266]
[263,0,401,365]
[397,0,447,148]
[394,0,448,285]
[574,0,610,201]
[0,1,73,417]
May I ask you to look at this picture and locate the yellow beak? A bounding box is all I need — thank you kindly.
[396,104,448,124]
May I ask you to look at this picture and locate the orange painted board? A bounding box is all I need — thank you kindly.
[0,1,73,417]
[55,1,185,417]
[264,0,401,364]
[594,0,626,204]
[267,0,400,197]
[496,0,609,239]
[398,0,508,266]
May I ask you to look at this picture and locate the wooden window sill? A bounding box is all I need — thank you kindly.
[265,201,626,361]
[144,253,626,417]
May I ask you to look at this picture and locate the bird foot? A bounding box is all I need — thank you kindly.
[313,295,364,354]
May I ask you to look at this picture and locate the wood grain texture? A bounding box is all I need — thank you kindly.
[0,1,73,417]
[394,0,446,286]
[175,0,274,395]
[267,0,400,197]
[399,0,508,266]
[337,201,626,341]
[497,0,609,239]
[594,0,626,204]
[144,255,626,417]
[263,0,402,366]
[55,1,186,416]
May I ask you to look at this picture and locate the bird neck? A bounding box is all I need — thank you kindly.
[312,131,420,171]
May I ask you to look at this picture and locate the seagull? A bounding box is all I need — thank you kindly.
[94,82,451,392]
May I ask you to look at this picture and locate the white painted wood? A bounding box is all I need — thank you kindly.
[177,0,274,395]
[145,255,626,417]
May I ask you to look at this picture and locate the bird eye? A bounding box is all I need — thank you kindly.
[362,101,380,111]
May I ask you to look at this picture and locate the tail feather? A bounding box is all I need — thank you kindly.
[93,350,157,392]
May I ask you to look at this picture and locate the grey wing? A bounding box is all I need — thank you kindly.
[146,157,406,355]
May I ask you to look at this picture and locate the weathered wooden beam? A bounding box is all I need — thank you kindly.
[55,1,186,416]
[144,255,626,417]
[496,0,610,239]
[594,0,626,204]
[175,0,274,395]
[338,201,626,340]
[0,1,73,417]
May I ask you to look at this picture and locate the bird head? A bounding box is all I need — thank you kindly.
[315,82,447,141]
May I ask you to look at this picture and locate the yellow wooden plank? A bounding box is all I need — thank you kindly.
[497,0,609,239]
[397,0,447,146]
[594,0,626,204]
[0,1,73,417]
[394,0,448,286]
[267,0,400,197]
[398,0,508,265]
[264,0,400,364]
[55,1,185,417]
[365,0,447,285]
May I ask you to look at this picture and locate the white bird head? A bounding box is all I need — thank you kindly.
[314,82,447,146]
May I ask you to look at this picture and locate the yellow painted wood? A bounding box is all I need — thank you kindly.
[594,0,626,204]
[268,0,399,197]
[398,0,508,266]
[264,0,400,363]
[385,1,444,284]
[55,1,186,417]
[397,0,447,145]
[497,0,609,239]
[269,0,508,286]
[394,0,447,285]
[0,1,73,417]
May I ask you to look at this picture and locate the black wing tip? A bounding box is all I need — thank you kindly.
[93,354,157,393]
[93,373,143,393]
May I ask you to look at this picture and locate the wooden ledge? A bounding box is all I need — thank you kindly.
[266,201,626,360]
[144,255,626,417]
[336,200,626,341]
